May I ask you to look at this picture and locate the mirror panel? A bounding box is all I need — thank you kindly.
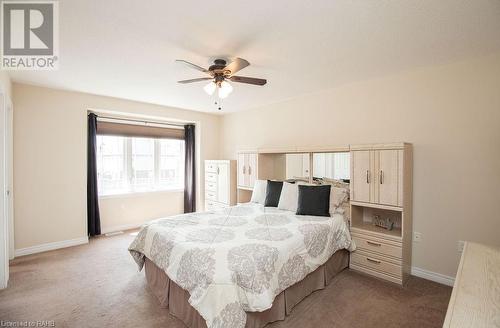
[285,153,310,181]
[313,152,350,181]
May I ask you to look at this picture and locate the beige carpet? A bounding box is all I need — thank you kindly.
[0,231,451,328]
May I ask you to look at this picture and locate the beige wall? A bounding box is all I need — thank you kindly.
[220,53,500,278]
[13,83,220,250]
[99,191,183,233]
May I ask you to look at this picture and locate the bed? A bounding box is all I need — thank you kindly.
[129,202,355,328]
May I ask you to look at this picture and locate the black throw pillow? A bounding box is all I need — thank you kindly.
[264,180,283,207]
[296,185,331,217]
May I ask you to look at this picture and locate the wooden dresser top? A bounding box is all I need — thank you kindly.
[443,242,500,327]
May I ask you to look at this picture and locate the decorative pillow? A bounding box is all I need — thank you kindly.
[264,180,284,207]
[329,186,349,215]
[314,179,350,219]
[250,180,267,205]
[296,185,331,217]
[277,182,299,212]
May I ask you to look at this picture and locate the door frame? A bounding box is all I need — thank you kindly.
[0,89,8,288]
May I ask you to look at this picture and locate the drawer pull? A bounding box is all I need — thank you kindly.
[366,241,382,247]
[366,257,381,264]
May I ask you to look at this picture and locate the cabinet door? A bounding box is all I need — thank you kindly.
[217,163,229,204]
[237,153,246,187]
[247,153,257,188]
[377,149,400,206]
[302,154,310,178]
[351,150,372,203]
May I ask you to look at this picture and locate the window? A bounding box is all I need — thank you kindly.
[96,135,184,196]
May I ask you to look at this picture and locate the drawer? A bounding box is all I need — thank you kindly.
[206,190,217,201]
[205,200,228,211]
[205,162,217,173]
[351,251,402,278]
[352,235,402,259]
[206,172,217,183]
[205,181,217,191]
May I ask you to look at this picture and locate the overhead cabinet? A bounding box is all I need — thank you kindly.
[237,153,257,189]
[351,148,405,207]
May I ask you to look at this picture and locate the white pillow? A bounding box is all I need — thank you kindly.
[277,182,299,212]
[250,180,267,205]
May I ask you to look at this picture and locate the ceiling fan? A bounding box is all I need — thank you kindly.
[176,58,267,99]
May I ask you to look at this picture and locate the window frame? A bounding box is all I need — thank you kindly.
[96,135,185,197]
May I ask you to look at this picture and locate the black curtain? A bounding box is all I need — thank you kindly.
[184,124,196,213]
[87,113,101,236]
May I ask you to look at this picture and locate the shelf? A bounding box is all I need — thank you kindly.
[237,186,253,191]
[351,222,402,240]
[350,201,403,212]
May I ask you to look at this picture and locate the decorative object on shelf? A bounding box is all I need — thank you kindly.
[373,215,394,231]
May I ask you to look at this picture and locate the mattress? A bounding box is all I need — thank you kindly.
[129,203,354,328]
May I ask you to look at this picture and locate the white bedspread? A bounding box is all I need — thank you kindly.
[129,203,354,328]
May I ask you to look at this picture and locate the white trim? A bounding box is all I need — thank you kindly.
[98,188,183,200]
[411,266,455,287]
[0,90,7,289]
[14,237,89,257]
[100,223,143,235]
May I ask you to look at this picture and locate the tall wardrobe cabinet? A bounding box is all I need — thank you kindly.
[349,143,413,286]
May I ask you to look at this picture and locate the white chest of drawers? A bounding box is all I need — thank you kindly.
[204,160,236,211]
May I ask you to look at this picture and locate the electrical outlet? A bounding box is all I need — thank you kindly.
[457,240,465,253]
[413,232,422,243]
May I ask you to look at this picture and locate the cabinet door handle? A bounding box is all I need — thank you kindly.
[248,166,252,175]
[366,241,382,247]
[366,170,370,184]
[217,167,220,175]
[243,166,246,174]
[379,170,383,184]
[366,257,381,264]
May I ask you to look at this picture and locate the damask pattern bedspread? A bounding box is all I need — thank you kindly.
[129,203,354,328]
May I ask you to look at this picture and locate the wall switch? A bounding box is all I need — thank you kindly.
[413,232,422,243]
[457,240,465,253]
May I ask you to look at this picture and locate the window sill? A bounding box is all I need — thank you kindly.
[99,188,184,199]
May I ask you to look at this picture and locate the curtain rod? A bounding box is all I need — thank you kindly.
[95,114,190,128]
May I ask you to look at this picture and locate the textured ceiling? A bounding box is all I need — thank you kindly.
[9,0,500,113]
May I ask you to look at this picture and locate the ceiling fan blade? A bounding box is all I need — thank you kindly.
[229,76,267,86]
[175,59,210,74]
[177,77,213,84]
[223,58,250,75]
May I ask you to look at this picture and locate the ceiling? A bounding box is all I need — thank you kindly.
[9,0,500,113]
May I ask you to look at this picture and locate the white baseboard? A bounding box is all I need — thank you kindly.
[14,236,89,257]
[100,223,142,235]
[411,266,455,286]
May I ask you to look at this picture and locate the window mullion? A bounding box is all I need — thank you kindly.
[126,138,133,192]
[155,139,160,188]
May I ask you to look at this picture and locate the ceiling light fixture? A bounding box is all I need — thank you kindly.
[203,81,216,95]
[176,58,267,102]
[218,81,233,99]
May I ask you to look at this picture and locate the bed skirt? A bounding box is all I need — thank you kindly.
[144,249,349,328]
